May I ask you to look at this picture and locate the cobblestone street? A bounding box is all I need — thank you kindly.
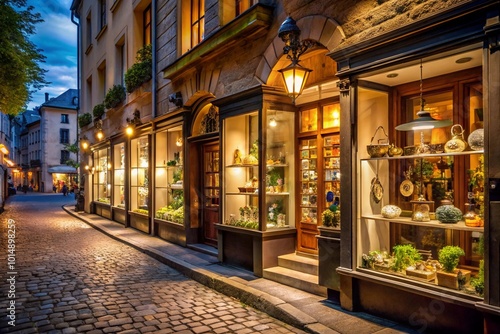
[0,194,306,334]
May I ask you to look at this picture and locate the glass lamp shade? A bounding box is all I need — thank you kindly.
[279,62,312,102]
[81,140,89,150]
[395,110,452,131]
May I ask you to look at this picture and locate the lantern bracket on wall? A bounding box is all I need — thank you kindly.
[278,16,316,103]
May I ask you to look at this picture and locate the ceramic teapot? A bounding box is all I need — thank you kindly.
[445,124,467,153]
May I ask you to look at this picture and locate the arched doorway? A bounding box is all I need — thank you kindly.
[189,102,220,247]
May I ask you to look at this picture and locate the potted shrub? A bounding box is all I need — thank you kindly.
[125,44,152,93]
[437,245,470,289]
[104,84,126,109]
[78,113,92,128]
[321,205,340,228]
[93,103,105,120]
[390,244,421,273]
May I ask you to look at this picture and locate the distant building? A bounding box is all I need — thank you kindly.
[38,90,79,193]
[10,90,79,193]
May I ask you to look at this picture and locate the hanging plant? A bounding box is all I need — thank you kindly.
[104,84,126,109]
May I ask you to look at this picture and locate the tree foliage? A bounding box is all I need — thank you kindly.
[0,0,48,115]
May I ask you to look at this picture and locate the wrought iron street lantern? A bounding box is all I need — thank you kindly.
[278,17,314,103]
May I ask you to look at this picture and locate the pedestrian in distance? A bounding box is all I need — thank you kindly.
[62,184,68,196]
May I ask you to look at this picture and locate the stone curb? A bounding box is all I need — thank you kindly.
[62,205,334,334]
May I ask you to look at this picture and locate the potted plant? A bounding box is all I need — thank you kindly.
[78,113,92,128]
[93,103,105,120]
[104,84,126,109]
[125,44,152,93]
[321,205,340,228]
[390,244,421,273]
[436,245,470,289]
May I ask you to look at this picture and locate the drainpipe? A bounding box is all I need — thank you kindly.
[152,0,157,119]
[71,7,82,208]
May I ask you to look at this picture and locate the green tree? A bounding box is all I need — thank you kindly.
[0,0,48,115]
[63,141,79,168]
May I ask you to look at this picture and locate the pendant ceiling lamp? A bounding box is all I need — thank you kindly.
[395,60,452,131]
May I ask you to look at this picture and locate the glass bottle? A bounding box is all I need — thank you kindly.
[463,203,481,227]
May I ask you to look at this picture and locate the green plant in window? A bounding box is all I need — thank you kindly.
[438,245,465,273]
[125,44,152,93]
[391,244,422,272]
[104,84,126,109]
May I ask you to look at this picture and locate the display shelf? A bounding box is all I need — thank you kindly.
[360,149,484,161]
[227,192,290,196]
[226,164,259,168]
[362,214,484,232]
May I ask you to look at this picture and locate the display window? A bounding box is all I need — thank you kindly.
[92,147,111,204]
[113,142,126,208]
[357,51,484,298]
[154,126,184,224]
[130,136,150,215]
[222,109,295,230]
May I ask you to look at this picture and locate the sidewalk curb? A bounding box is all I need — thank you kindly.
[63,206,337,334]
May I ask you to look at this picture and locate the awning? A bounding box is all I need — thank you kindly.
[47,165,78,174]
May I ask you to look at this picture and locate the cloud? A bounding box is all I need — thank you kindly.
[26,0,77,110]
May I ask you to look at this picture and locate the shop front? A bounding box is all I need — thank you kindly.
[327,2,499,332]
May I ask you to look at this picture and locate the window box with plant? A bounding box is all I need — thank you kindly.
[78,113,92,128]
[125,44,152,94]
[93,103,105,120]
[104,84,126,109]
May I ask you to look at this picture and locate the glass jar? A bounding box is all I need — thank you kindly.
[463,204,482,227]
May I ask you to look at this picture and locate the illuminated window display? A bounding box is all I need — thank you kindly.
[130,136,149,214]
[154,126,184,224]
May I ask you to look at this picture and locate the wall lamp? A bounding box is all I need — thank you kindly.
[80,135,90,151]
[278,16,315,103]
[95,119,104,140]
[126,109,142,136]
[168,92,183,107]
[0,144,9,155]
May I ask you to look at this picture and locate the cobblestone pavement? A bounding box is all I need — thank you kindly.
[0,194,306,334]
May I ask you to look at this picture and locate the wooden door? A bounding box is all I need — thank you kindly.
[201,142,219,246]
[297,137,319,254]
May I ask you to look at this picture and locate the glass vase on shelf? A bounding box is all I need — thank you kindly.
[464,203,482,227]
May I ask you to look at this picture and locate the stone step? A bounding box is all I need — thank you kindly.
[278,253,318,275]
[263,266,327,297]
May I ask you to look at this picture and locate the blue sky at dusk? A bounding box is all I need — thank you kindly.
[26,0,77,110]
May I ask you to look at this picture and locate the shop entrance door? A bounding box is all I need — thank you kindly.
[297,137,319,255]
[201,142,219,246]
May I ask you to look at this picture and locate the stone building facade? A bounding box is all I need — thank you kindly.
[72,0,500,332]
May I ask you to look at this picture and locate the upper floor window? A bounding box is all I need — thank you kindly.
[236,0,257,16]
[143,4,152,46]
[180,0,205,54]
[99,0,107,31]
[86,12,92,48]
[61,114,69,124]
[191,0,205,47]
[61,150,70,164]
[60,129,70,144]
